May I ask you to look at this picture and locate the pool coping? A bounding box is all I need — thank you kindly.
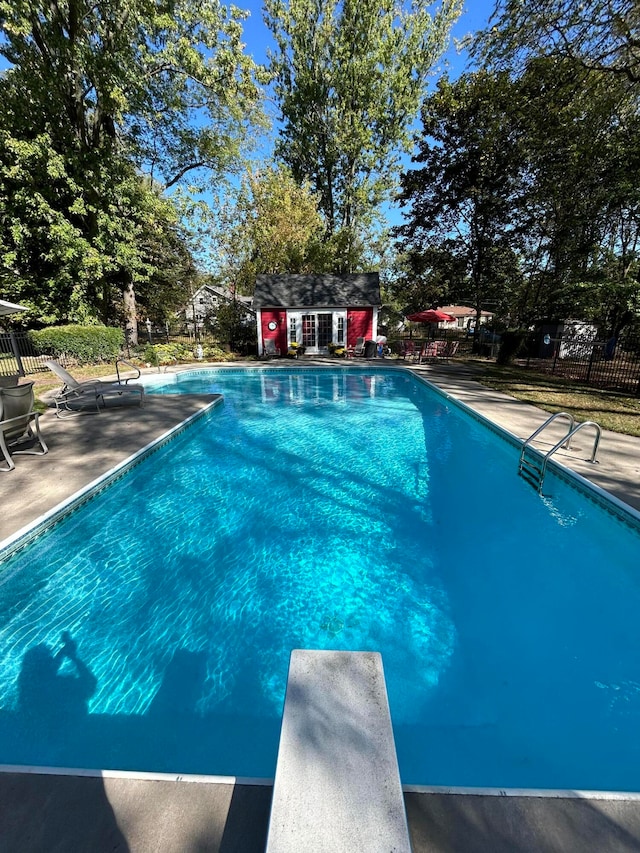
[2,762,640,803]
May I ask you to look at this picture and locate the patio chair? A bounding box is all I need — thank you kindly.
[0,382,48,471]
[45,360,144,418]
[348,337,365,357]
[398,341,417,361]
[418,341,441,363]
[419,340,459,364]
[263,339,281,358]
[442,340,459,361]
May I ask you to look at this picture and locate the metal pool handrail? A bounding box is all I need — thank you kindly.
[519,411,576,469]
[538,421,602,492]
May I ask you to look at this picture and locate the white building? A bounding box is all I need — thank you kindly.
[184,284,254,331]
[437,305,494,331]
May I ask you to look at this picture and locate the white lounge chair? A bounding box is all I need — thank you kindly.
[45,359,144,418]
[263,339,281,358]
[0,382,48,471]
[349,337,365,357]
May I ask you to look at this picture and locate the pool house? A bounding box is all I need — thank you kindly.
[254,272,381,356]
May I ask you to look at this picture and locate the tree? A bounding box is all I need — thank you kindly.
[264,0,463,255]
[0,113,192,331]
[0,0,263,340]
[394,72,523,333]
[206,297,257,354]
[505,58,639,325]
[214,164,332,292]
[476,0,640,82]
[395,60,640,332]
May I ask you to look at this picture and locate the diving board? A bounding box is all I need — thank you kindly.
[265,649,412,852]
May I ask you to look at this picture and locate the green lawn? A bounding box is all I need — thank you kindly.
[473,362,640,437]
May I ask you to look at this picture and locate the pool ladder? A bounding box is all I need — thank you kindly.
[519,412,602,494]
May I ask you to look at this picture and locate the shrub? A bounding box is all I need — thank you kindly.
[143,343,192,365]
[202,344,236,361]
[30,325,124,363]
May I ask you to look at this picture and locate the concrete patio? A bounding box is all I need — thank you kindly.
[1,359,640,852]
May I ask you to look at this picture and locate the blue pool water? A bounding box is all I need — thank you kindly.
[1,367,640,790]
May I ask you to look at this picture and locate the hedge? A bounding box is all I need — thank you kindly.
[29,325,125,363]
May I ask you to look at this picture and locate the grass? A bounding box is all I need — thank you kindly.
[473,361,640,437]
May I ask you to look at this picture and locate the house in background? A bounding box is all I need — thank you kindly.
[184,283,253,333]
[437,305,494,331]
[253,273,381,356]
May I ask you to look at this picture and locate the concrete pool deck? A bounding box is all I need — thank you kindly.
[1,358,640,852]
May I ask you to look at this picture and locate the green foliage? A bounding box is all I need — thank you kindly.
[264,0,462,253]
[206,299,257,353]
[395,72,522,321]
[201,344,238,361]
[0,0,263,189]
[143,343,192,365]
[30,325,124,362]
[215,165,327,291]
[0,0,264,334]
[394,60,640,331]
[214,162,387,284]
[142,341,237,364]
[142,345,159,367]
[476,0,640,82]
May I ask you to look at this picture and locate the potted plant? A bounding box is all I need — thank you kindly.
[328,342,346,357]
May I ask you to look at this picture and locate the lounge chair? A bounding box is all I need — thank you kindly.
[417,341,439,363]
[263,339,281,358]
[346,337,365,358]
[45,359,144,418]
[0,382,48,471]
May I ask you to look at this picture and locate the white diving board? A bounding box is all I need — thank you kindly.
[265,650,412,853]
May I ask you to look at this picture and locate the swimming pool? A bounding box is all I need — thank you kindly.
[1,366,640,791]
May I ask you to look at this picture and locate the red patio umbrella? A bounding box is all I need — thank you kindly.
[406,309,456,323]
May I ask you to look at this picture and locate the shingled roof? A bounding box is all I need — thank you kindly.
[253,273,380,308]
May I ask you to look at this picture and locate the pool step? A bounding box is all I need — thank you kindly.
[519,452,544,491]
[265,649,412,853]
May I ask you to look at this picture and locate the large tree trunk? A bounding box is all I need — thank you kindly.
[123,278,138,347]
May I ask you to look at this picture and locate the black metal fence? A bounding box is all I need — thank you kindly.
[389,329,475,357]
[135,322,258,357]
[0,326,233,377]
[7,322,639,395]
[521,329,640,396]
[0,331,51,377]
[136,322,218,348]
